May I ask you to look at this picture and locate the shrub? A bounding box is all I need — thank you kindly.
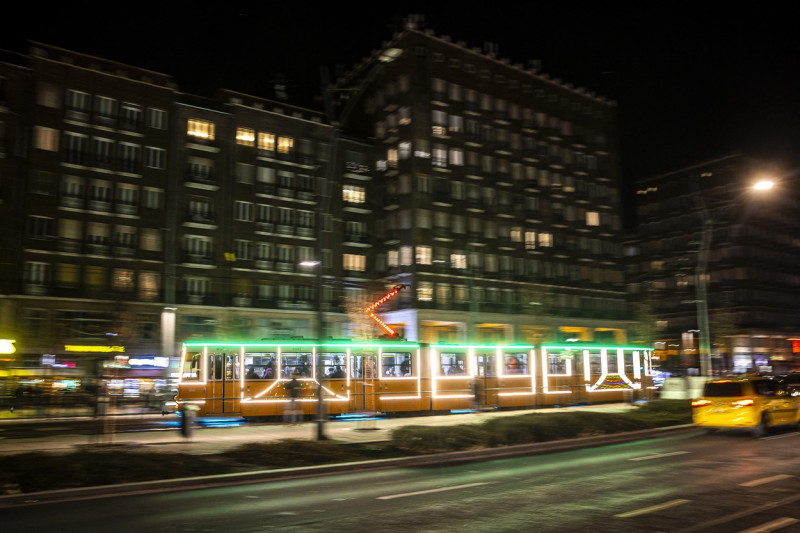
[391,424,489,453]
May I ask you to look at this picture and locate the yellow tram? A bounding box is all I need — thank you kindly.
[175,340,655,418]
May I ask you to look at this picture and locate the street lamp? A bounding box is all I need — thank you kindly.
[693,175,776,376]
[310,48,403,440]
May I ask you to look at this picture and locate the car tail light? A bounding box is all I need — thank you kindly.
[731,398,755,407]
[691,399,712,408]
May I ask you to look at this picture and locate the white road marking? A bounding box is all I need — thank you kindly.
[377,482,493,500]
[629,451,690,461]
[740,474,794,487]
[614,499,690,518]
[738,517,799,533]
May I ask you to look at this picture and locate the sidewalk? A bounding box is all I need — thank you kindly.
[0,403,637,456]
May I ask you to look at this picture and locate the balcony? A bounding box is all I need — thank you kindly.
[60,195,84,209]
[183,253,213,265]
[116,203,138,215]
[64,150,90,166]
[58,238,83,253]
[275,260,295,272]
[254,259,274,270]
[113,244,136,257]
[343,233,369,245]
[186,167,216,186]
[233,296,252,307]
[85,242,110,255]
[118,119,143,133]
[87,200,113,212]
[94,113,116,128]
[186,212,216,225]
[296,226,315,238]
[433,227,452,240]
[255,221,275,233]
[23,283,49,296]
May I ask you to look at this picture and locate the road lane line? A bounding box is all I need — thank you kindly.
[738,517,799,533]
[377,482,493,500]
[629,451,690,461]
[678,493,800,532]
[740,474,794,487]
[615,499,690,518]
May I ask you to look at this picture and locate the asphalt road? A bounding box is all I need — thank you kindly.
[4,427,800,532]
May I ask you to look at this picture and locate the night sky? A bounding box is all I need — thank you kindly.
[3,2,799,186]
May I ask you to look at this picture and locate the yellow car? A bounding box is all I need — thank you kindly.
[692,377,800,437]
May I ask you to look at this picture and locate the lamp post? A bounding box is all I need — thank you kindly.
[692,176,776,376]
[310,48,403,440]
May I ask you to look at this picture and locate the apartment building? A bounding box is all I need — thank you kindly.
[626,154,800,374]
[335,25,629,344]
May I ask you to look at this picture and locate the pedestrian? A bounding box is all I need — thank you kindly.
[471,378,481,412]
[284,376,301,424]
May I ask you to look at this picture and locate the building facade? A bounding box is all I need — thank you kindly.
[626,154,800,374]
[335,25,629,345]
[0,25,634,397]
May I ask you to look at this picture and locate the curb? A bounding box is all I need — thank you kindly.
[0,424,696,508]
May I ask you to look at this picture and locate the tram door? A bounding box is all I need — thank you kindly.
[475,352,498,407]
[351,352,377,412]
[208,353,239,414]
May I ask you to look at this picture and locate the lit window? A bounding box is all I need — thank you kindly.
[236,128,255,146]
[139,272,160,301]
[387,148,398,168]
[387,250,399,267]
[586,211,600,226]
[112,269,135,291]
[258,132,275,152]
[525,231,537,250]
[511,227,522,242]
[417,282,433,301]
[432,146,447,167]
[34,126,59,151]
[539,232,553,247]
[416,246,432,265]
[451,253,467,269]
[140,228,162,251]
[343,185,365,204]
[343,253,366,271]
[400,246,413,266]
[277,136,294,154]
[187,119,215,140]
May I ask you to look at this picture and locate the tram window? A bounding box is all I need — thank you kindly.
[183,353,201,380]
[226,355,237,380]
[214,355,223,380]
[382,352,412,376]
[476,354,496,377]
[440,353,466,376]
[504,353,528,374]
[320,352,347,378]
[350,355,363,379]
[548,352,569,375]
[606,352,619,373]
[588,352,602,375]
[624,353,634,374]
[281,353,312,377]
[245,353,277,379]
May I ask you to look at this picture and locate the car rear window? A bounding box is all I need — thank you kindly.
[704,382,744,397]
